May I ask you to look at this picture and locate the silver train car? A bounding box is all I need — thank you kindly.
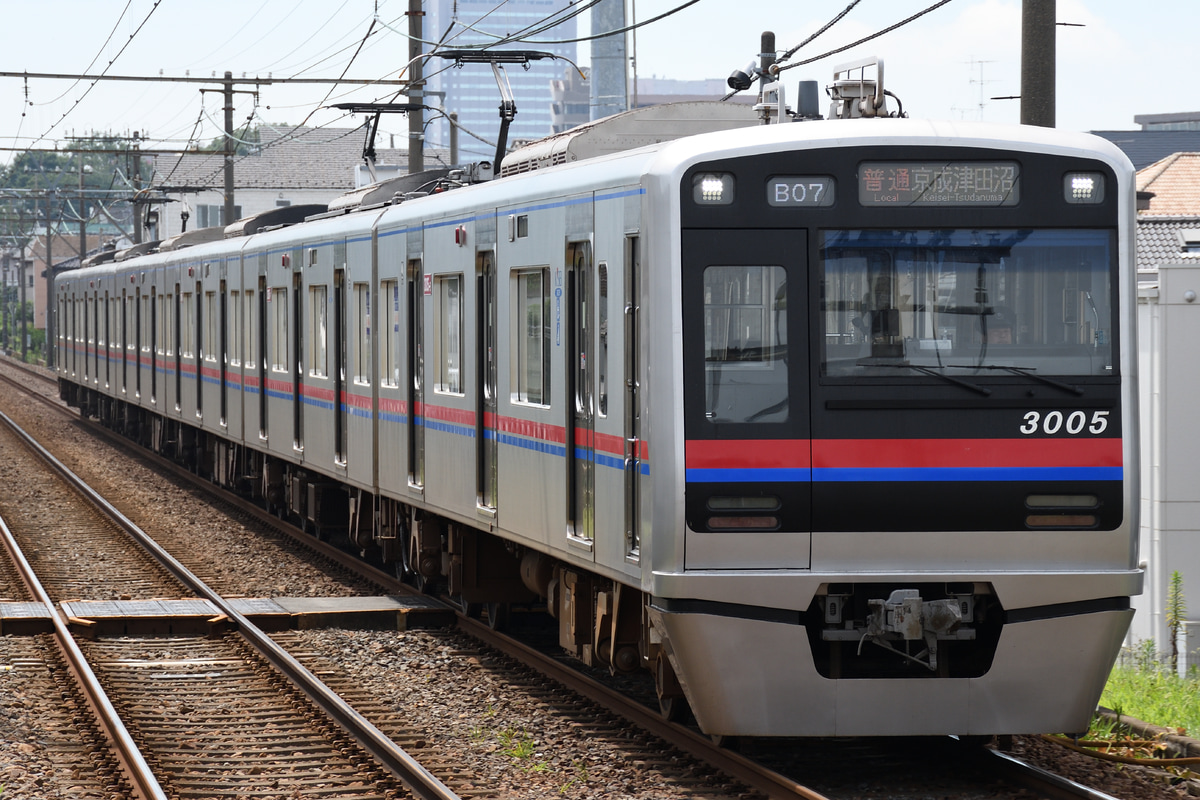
[56,106,1141,738]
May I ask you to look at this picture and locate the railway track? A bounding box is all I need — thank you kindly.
[0,357,1178,799]
[0,402,463,799]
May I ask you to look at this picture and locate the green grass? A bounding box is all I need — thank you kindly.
[1099,642,1200,735]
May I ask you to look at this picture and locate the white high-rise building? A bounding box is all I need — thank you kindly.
[422,0,579,162]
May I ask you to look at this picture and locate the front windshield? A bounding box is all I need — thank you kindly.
[820,229,1114,378]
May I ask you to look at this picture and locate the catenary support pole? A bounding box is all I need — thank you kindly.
[1021,0,1055,127]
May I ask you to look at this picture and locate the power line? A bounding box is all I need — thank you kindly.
[480,0,704,46]
[0,71,408,87]
[775,0,958,73]
[33,0,136,107]
[28,0,166,150]
[777,0,863,66]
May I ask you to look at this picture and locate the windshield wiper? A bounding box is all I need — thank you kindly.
[947,365,1083,396]
[869,363,991,396]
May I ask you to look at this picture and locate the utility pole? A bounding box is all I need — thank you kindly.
[19,249,26,363]
[132,132,143,244]
[1021,0,1055,127]
[407,0,425,174]
[78,158,89,262]
[224,71,236,225]
[27,199,44,364]
[2,250,8,352]
[4,70,411,225]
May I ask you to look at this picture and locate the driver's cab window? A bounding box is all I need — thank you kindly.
[702,265,788,424]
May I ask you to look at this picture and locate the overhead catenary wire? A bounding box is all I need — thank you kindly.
[270,4,387,79]
[33,0,136,107]
[775,0,863,66]
[774,0,957,73]
[180,14,384,188]
[26,0,166,151]
[187,0,288,70]
[294,16,379,130]
[480,0,603,47]
[483,0,704,47]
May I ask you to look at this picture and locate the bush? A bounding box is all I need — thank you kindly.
[1102,641,1200,734]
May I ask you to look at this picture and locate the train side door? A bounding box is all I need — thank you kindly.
[407,258,425,490]
[174,286,182,411]
[292,267,303,452]
[566,241,595,545]
[258,274,268,439]
[194,281,203,419]
[476,249,498,511]
[624,236,641,559]
[219,277,228,425]
[334,267,347,463]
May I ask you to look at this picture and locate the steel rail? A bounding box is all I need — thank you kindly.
[458,614,832,800]
[0,488,168,799]
[977,746,1125,800]
[0,406,461,800]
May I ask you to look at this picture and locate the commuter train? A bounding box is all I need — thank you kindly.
[56,80,1141,737]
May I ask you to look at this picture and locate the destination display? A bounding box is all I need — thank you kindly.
[858,161,1019,207]
[767,175,836,207]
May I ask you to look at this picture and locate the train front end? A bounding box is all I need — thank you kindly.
[644,119,1141,737]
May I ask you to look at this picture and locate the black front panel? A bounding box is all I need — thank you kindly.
[681,143,1124,534]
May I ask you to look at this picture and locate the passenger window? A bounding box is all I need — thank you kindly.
[309,284,328,378]
[244,290,255,367]
[205,291,219,363]
[511,268,550,406]
[180,292,194,357]
[434,274,463,394]
[229,290,241,367]
[355,282,372,385]
[381,280,399,387]
[270,287,288,372]
[703,265,788,424]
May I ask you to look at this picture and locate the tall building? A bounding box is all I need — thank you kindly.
[422,0,578,161]
[588,0,627,121]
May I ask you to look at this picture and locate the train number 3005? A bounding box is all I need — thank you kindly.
[1020,410,1109,435]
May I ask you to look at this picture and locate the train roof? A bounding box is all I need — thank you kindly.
[643,117,1137,178]
[498,101,760,177]
[57,117,1137,291]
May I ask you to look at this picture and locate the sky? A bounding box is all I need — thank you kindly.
[0,0,1193,167]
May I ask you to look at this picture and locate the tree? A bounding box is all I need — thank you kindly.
[0,133,148,252]
[199,125,263,156]
[1168,570,1187,673]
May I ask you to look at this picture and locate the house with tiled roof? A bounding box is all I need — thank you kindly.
[1135,152,1200,274]
[1138,153,1200,216]
[144,124,447,240]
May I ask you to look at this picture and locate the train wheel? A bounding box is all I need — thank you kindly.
[456,597,482,619]
[398,525,427,591]
[710,734,741,751]
[655,652,688,722]
[658,694,688,722]
[485,601,510,631]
